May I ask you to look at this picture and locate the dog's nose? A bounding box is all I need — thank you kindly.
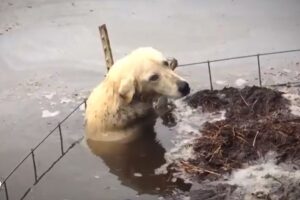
[177,81,190,96]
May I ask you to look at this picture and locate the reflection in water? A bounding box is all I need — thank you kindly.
[86,126,191,196]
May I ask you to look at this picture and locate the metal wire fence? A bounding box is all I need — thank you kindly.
[0,48,300,200]
[0,100,87,200]
[178,48,300,90]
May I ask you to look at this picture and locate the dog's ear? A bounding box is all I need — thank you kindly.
[118,77,136,104]
[167,58,178,70]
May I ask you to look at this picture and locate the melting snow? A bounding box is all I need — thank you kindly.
[227,153,300,197]
[155,99,225,180]
[215,80,227,85]
[283,68,291,73]
[60,97,73,104]
[235,78,247,87]
[42,110,60,118]
[290,105,300,116]
[80,104,85,111]
[133,173,143,177]
[43,92,56,100]
[283,93,300,116]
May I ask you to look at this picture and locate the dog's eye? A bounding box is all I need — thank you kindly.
[149,74,159,81]
[162,60,169,66]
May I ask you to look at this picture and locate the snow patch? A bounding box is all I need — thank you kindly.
[215,80,227,85]
[43,92,56,100]
[60,97,73,104]
[155,99,225,180]
[80,103,85,111]
[283,93,300,116]
[235,78,247,87]
[290,105,300,116]
[227,153,300,197]
[133,173,143,177]
[42,110,60,118]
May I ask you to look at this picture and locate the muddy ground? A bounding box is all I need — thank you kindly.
[163,86,300,200]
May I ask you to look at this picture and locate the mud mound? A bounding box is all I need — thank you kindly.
[181,86,300,180]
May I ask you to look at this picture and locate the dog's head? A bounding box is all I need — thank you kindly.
[110,47,190,104]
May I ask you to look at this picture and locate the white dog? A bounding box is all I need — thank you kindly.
[85,47,190,142]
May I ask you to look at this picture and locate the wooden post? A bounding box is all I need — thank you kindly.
[99,24,114,71]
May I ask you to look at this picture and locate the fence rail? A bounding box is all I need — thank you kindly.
[0,99,87,200]
[178,48,300,90]
[1,48,300,200]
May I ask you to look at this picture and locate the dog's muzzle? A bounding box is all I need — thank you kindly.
[177,81,190,96]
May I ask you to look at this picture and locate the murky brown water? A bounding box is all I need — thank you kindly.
[86,127,191,196]
[3,113,191,200]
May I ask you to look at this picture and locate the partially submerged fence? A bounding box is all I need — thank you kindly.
[178,48,300,90]
[0,100,87,200]
[0,48,300,200]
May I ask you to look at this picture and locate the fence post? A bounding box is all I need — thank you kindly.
[58,124,64,155]
[31,149,38,184]
[257,54,262,87]
[84,99,87,110]
[3,181,9,200]
[99,24,114,71]
[207,61,213,91]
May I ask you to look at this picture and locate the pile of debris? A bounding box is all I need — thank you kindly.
[165,86,300,200]
[183,86,300,180]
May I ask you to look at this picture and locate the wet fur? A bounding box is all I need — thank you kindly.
[85,47,186,142]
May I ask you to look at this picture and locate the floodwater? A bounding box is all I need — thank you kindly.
[1,0,300,199]
[86,128,191,196]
